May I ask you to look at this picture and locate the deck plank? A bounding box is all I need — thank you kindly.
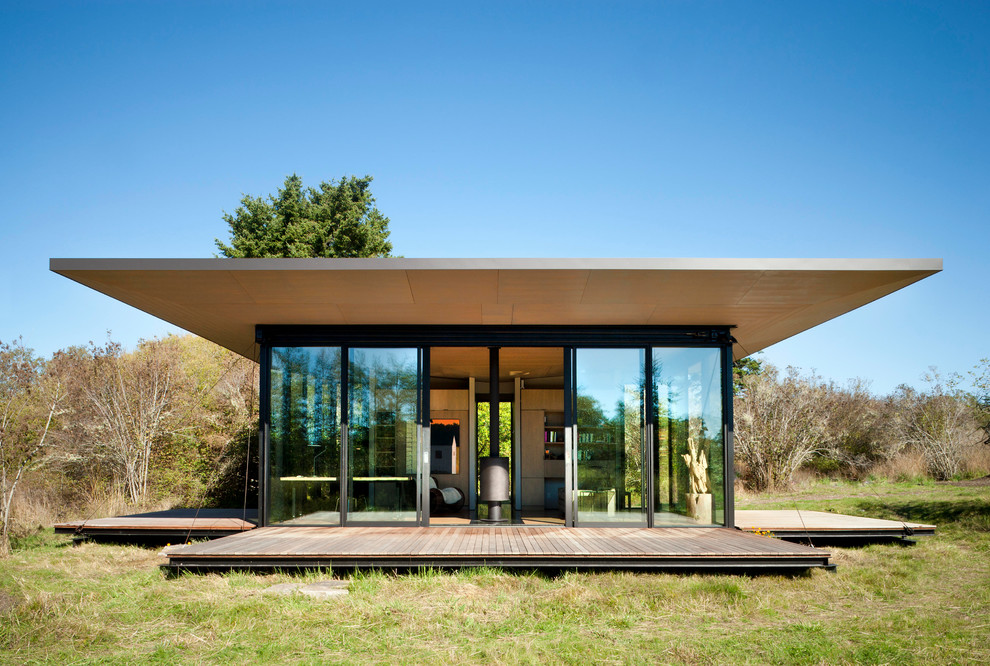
[54,509,258,540]
[735,510,935,539]
[166,525,831,571]
[73,508,920,568]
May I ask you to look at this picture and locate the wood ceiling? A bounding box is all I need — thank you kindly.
[50,257,941,361]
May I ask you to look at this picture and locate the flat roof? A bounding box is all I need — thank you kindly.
[50,257,941,360]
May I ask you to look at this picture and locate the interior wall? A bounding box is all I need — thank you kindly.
[430,389,470,496]
[520,388,565,510]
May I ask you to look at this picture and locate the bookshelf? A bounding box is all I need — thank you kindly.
[543,411,565,460]
[543,411,565,508]
[520,391,565,510]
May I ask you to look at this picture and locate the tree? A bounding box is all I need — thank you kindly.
[476,402,512,460]
[85,338,180,505]
[38,335,259,513]
[896,368,982,480]
[815,378,902,479]
[0,340,66,555]
[732,355,763,394]
[969,358,990,446]
[215,174,393,258]
[733,364,832,491]
[156,335,259,505]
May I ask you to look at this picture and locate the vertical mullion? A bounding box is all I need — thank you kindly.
[340,347,349,526]
[722,344,735,528]
[644,346,654,528]
[512,377,522,512]
[468,376,476,511]
[258,341,271,527]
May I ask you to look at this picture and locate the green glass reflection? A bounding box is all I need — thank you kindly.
[575,348,647,526]
[653,348,724,526]
[347,348,420,522]
[269,347,342,525]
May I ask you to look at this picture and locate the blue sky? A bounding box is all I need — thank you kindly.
[1,1,987,395]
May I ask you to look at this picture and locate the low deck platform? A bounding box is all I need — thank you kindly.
[736,510,935,542]
[55,508,257,541]
[164,525,831,572]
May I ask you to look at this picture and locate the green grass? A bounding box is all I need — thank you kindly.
[2,480,988,664]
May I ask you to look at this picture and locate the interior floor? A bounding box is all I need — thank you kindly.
[430,505,564,526]
[275,508,709,527]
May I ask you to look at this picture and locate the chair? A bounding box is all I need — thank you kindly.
[429,477,465,514]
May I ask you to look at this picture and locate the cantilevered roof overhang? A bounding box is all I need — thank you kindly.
[50,257,941,361]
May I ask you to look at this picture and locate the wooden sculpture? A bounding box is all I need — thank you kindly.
[682,437,709,494]
[682,437,711,521]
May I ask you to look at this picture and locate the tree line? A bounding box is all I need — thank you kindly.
[5,332,989,554]
[734,359,990,491]
[0,335,257,555]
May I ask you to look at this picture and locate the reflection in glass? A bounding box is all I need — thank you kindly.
[653,348,724,526]
[575,348,647,526]
[269,347,342,525]
[347,348,420,522]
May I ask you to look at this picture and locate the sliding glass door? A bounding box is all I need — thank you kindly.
[653,347,724,526]
[346,348,423,524]
[573,348,647,526]
[269,347,342,525]
[261,332,729,530]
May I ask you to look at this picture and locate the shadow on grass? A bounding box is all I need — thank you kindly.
[854,497,990,532]
[9,528,75,552]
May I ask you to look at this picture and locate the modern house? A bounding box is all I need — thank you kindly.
[51,257,940,569]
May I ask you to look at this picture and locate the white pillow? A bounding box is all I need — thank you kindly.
[440,487,461,504]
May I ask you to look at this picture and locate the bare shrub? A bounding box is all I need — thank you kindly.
[85,338,181,505]
[0,332,260,531]
[895,369,984,481]
[733,364,832,491]
[815,379,904,479]
[970,357,990,446]
[735,361,987,486]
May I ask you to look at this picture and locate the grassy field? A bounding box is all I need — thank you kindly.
[1,479,988,665]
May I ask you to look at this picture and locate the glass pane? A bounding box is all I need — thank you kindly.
[575,348,647,526]
[347,348,420,522]
[653,348,724,526]
[269,347,342,525]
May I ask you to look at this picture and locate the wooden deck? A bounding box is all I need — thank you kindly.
[55,509,257,541]
[163,525,831,572]
[736,510,935,541]
[55,509,935,548]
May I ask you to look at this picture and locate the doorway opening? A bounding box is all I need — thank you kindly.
[428,346,564,526]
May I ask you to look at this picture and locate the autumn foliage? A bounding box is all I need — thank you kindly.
[0,335,257,554]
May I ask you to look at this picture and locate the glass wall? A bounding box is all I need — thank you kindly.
[347,348,420,523]
[269,347,342,525]
[574,348,647,526]
[653,348,724,526]
[262,334,730,529]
